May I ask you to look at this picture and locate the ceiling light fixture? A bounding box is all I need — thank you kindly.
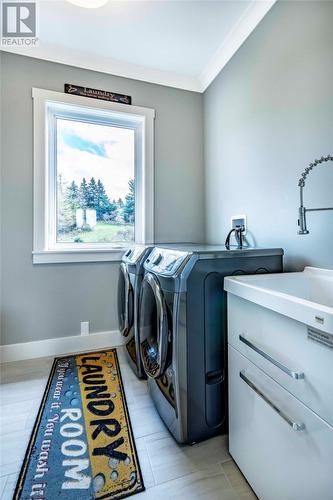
[66,0,108,8]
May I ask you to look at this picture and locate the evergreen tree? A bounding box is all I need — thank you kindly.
[113,197,124,223]
[108,198,118,221]
[96,179,114,221]
[63,180,80,227]
[66,181,80,211]
[57,174,68,232]
[123,179,135,223]
[87,177,98,209]
[79,177,89,209]
[57,174,77,233]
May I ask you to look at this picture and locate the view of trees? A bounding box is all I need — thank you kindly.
[57,176,135,234]
[123,179,135,224]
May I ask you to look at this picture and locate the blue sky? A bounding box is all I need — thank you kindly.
[57,119,134,200]
[59,130,114,158]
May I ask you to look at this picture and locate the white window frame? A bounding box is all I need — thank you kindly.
[32,88,155,264]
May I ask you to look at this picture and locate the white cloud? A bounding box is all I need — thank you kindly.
[57,120,135,200]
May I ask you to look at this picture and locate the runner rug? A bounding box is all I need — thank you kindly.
[14,349,145,500]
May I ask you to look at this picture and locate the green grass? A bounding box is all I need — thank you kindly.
[57,222,134,244]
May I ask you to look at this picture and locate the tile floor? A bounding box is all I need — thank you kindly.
[0,348,256,500]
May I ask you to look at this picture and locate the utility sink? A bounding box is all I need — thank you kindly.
[224,267,333,334]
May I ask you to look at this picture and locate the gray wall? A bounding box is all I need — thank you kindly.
[204,0,333,270]
[2,0,333,346]
[0,53,204,345]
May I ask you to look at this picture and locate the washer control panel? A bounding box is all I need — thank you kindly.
[122,245,150,265]
[144,248,190,276]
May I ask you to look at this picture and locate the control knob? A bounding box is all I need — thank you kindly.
[153,253,163,265]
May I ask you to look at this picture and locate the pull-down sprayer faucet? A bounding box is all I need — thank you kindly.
[297,155,333,234]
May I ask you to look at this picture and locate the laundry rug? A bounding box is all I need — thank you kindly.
[14,349,145,500]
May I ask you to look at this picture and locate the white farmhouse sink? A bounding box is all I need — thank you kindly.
[224,267,333,334]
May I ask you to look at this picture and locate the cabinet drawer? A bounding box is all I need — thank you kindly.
[228,345,333,500]
[228,293,333,426]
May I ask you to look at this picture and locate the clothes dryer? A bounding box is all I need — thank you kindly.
[117,245,153,378]
[138,244,283,443]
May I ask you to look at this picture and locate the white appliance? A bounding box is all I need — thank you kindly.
[225,267,333,500]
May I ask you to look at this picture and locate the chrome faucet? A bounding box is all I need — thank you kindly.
[297,155,333,234]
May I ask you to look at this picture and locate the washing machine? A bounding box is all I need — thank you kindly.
[117,245,153,378]
[138,244,283,444]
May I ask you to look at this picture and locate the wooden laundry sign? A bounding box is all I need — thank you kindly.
[64,84,132,105]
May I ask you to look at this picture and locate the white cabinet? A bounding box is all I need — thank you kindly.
[227,290,333,500]
[228,293,333,427]
[229,345,333,500]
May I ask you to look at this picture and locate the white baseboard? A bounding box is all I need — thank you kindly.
[0,330,124,363]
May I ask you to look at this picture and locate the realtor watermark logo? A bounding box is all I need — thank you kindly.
[1,1,38,46]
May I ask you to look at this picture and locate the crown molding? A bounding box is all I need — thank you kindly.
[0,45,202,92]
[1,1,276,94]
[198,0,277,91]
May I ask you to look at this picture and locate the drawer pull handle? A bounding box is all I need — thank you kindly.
[240,370,305,432]
[239,335,304,380]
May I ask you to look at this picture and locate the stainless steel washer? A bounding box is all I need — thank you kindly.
[138,244,283,443]
[117,245,153,378]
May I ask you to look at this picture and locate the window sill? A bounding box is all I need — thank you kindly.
[33,248,126,264]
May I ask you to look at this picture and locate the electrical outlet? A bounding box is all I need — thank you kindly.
[81,321,89,336]
[231,214,247,234]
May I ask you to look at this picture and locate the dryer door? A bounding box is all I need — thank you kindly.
[139,273,169,378]
[117,263,134,337]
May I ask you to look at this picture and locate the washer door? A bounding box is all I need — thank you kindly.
[139,273,169,378]
[117,263,134,337]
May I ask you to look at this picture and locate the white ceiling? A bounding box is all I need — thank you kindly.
[1,0,276,92]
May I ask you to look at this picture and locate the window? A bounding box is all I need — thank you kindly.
[32,88,154,263]
[56,119,135,245]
